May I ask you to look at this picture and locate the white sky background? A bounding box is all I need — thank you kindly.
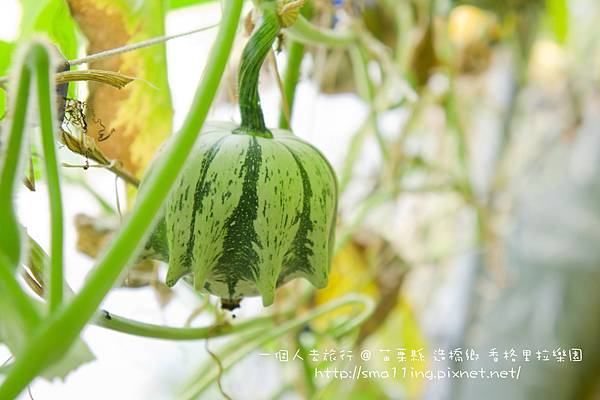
[0,1,369,399]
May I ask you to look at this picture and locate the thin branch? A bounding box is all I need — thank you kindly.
[68,23,220,66]
[184,296,210,326]
[278,40,304,129]
[114,175,123,222]
[0,23,220,86]
[0,356,13,368]
[268,50,290,125]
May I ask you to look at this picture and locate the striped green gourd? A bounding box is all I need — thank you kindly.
[161,3,337,308]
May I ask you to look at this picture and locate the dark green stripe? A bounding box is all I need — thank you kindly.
[214,137,262,299]
[180,137,227,270]
[279,143,315,281]
[283,137,338,254]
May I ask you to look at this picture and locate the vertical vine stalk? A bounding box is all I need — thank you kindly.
[278,39,305,129]
[0,39,64,312]
[0,46,31,268]
[35,43,65,313]
[0,0,243,397]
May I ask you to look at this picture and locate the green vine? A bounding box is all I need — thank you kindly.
[34,44,65,314]
[285,15,355,47]
[0,48,31,268]
[94,310,281,341]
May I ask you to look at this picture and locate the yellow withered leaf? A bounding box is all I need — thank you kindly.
[67,0,173,179]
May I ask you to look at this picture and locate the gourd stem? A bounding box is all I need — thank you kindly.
[236,6,279,138]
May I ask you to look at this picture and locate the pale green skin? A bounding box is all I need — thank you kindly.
[164,122,337,306]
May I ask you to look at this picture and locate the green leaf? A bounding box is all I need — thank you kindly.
[546,0,568,43]
[19,0,79,59]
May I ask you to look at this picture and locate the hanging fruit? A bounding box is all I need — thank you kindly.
[155,0,337,309]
